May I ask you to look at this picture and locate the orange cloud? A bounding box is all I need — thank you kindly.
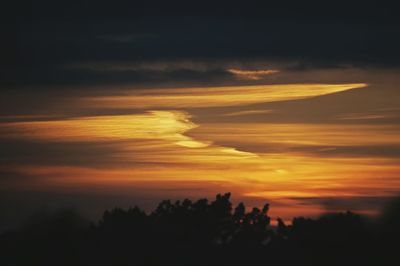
[80,83,367,109]
[227,69,280,80]
[3,82,399,220]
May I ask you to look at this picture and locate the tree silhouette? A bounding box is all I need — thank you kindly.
[1,193,399,266]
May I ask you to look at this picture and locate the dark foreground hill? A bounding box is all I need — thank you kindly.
[1,193,399,266]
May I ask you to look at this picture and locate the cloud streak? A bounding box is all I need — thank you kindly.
[227,69,280,80]
[81,83,367,109]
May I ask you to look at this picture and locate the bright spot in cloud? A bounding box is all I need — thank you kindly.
[227,69,280,80]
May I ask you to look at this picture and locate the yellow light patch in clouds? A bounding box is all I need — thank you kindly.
[227,69,280,80]
[0,111,256,162]
[1,111,206,147]
[83,83,367,109]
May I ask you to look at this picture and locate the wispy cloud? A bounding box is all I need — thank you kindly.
[222,109,275,117]
[227,69,280,80]
[81,83,367,109]
[0,111,215,148]
[337,112,399,121]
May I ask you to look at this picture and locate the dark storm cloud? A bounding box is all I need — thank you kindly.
[6,64,232,88]
[3,1,400,90]
[8,1,400,23]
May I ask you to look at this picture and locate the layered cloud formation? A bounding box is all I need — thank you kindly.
[1,1,400,231]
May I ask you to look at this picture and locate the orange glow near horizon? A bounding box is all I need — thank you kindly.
[1,82,399,220]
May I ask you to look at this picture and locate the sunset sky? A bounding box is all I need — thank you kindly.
[2,1,400,230]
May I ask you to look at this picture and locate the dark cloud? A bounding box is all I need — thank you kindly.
[3,1,400,90]
[7,1,400,23]
[6,66,233,89]
[0,140,122,168]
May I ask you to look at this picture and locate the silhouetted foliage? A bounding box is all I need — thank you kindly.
[1,193,399,266]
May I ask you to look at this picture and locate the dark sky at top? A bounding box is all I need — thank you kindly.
[2,0,400,90]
